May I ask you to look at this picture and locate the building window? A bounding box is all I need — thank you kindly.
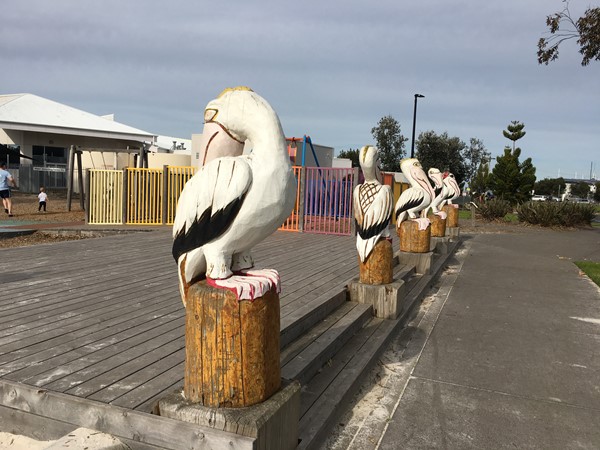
[32,146,66,165]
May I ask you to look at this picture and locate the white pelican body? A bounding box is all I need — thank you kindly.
[443,172,461,207]
[394,158,435,230]
[353,146,393,262]
[173,87,296,303]
[427,168,448,219]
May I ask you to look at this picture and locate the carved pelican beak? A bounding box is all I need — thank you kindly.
[198,108,245,166]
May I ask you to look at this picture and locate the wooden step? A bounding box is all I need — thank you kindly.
[296,239,462,450]
[297,317,398,450]
[280,287,348,349]
[281,302,372,385]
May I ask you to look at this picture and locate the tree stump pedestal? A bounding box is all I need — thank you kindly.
[350,238,403,319]
[158,280,300,450]
[428,213,447,237]
[442,204,459,228]
[358,239,393,285]
[396,220,433,275]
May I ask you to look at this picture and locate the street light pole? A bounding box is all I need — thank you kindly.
[410,94,425,158]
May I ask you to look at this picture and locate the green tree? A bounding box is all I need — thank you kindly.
[489,121,537,204]
[570,181,591,198]
[503,120,526,151]
[463,137,490,186]
[538,2,600,66]
[415,131,467,186]
[470,160,492,196]
[337,148,360,168]
[594,182,600,201]
[489,148,537,203]
[534,177,566,196]
[371,115,408,171]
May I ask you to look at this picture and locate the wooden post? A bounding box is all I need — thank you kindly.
[66,145,75,211]
[122,169,128,225]
[358,239,393,285]
[76,150,85,211]
[442,204,459,227]
[161,165,168,225]
[84,169,90,223]
[184,281,281,408]
[398,220,431,253]
[428,213,447,237]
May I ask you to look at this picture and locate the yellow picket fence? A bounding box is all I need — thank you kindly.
[165,166,197,225]
[88,166,198,225]
[125,168,164,225]
[88,170,123,225]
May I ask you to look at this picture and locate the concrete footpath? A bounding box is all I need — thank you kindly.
[378,227,600,449]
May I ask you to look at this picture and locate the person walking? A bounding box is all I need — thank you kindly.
[0,161,16,217]
[38,186,48,212]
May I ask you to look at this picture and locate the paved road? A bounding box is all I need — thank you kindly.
[379,227,600,449]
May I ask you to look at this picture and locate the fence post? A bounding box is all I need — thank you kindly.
[298,167,306,233]
[350,167,359,236]
[66,145,75,211]
[162,165,169,225]
[122,169,128,225]
[84,169,91,223]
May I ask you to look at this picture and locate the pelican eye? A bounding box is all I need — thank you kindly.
[204,109,218,123]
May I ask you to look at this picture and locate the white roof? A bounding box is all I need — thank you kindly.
[0,93,156,143]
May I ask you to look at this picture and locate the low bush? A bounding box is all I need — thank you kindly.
[477,199,512,221]
[516,201,596,227]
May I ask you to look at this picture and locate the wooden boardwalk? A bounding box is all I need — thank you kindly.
[0,229,359,415]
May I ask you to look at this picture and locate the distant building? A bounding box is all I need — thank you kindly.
[562,178,597,200]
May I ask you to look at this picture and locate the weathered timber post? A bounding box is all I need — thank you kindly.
[184,281,281,407]
[443,204,459,228]
[358,239,393,285]
[443,204,460,239]
[398,220,431,253]
[428,213,447,238]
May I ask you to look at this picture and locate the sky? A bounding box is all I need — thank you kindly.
[1,0,598,180]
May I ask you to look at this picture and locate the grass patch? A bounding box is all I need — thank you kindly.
[504,213,518,223]
[459,209,472,220]
[575,261,600,287]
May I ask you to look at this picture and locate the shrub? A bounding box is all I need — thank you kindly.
[516,201,596,227]
[477,199,512,221]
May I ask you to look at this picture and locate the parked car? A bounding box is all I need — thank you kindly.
[531,195,548,202]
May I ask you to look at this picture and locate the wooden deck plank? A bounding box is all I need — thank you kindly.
[0,229,371,428]
[0,305,182,378]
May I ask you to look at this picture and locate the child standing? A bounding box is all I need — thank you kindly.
[38,187,48,212]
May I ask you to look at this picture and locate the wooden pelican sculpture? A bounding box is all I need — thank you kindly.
[427,168,448,219]
[394,158,435,230]
[354,146,393,262]
[443,171,461,206]
[172,87,296,304]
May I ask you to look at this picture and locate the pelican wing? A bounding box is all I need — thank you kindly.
[357,185,393,239]
[172,157,252,262]
[395,187,425,222]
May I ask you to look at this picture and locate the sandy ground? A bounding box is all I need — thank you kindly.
[0,432,55,450]
[0,190,88,249]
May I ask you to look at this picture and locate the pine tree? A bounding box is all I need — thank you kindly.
[489,121,537,204]
[502,121,526,151]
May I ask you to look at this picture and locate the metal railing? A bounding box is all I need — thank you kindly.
[303,167,354,235]
[165,166,197,225]
[278,166,303,232]
[88,165,359,236]
[125,168,163,225]
[88,170,123,225]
